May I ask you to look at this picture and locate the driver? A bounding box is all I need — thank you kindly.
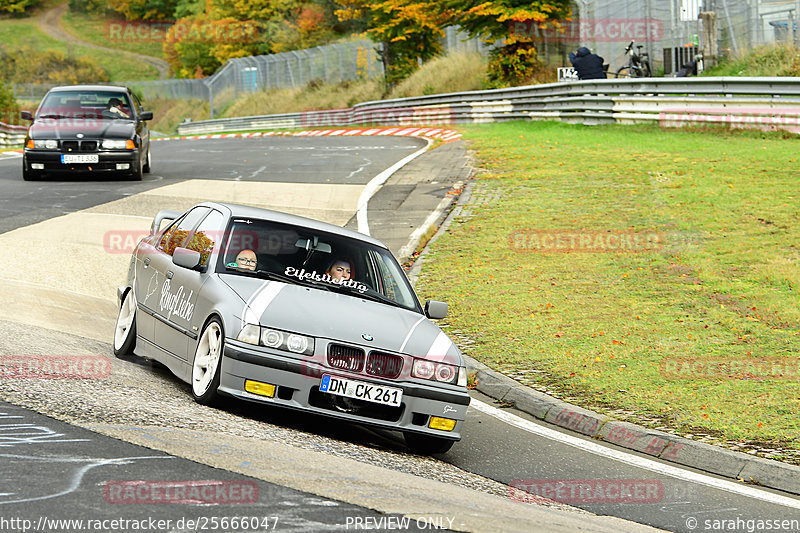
[106,97,130,118]
[325,259,353,281]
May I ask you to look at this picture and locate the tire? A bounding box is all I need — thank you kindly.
[403,432,455,455]
[191,318,224,406]
[142,146,151,174]
[113,288,137,357]
[615,66,632,79]
[22,162,41,181]
[128,151,143,181]
[642,61,652,77]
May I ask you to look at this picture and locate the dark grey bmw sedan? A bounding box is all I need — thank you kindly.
[21,85,153,181]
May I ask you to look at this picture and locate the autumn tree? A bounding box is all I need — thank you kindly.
[335,0,450,88]
[0,0,39,13]
[444,0,572,86]
[106,0,179,20]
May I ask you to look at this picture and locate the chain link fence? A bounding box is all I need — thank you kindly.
[566,0,800,75]
[11,4,796,117]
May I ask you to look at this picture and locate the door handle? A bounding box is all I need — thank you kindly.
[166,271,174,279]
[143,258,150,268]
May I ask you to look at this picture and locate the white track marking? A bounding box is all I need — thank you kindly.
[470,399,800,509]
[357,138,432,236]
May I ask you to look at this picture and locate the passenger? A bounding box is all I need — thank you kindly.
[234,249,258,271]
[326,258,353,281]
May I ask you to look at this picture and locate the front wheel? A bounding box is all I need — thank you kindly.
[142,146,151,173]
[191,318,224,406]
[127,150,143,181]
[615,66,633,78]
[403,432,455,455]
[113,289,137,357]
[22,163,41,181]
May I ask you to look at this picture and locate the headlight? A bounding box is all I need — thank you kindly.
[102,139,134,150]
[28,139,58,149]
[412,358,460,384]
[236,324,314,355]
[262,329,283,348]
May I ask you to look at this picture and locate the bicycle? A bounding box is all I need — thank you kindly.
[615,40,652,78]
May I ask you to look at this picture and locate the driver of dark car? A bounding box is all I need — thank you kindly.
[106,97,130,118]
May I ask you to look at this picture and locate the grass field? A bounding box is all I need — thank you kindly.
[60,10,165,60]
[415,121,800,461]
[0,18,158,81]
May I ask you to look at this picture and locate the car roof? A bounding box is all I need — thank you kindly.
[200,202,390,249]
[47,85,130,93]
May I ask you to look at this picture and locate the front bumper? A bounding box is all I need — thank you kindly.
[220,340,471,440]
[24,150,139,173]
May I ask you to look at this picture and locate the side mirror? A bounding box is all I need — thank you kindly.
[20,111,33,121]
[140,111,153,121]
[424,300,448,320]
[173,247,202,270]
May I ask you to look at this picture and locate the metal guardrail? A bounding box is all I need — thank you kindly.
[0,122,27,147]
[177,77,800,136]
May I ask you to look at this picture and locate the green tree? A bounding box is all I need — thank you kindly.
[106,0,179,20]
[444,0,572,86]
[0,47,110,85]
[0,0,39,14]
[0,81,19,126]
[336,0,448,88]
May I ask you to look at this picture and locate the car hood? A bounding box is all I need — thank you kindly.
[219,275,460,361]
[28,119,135,139]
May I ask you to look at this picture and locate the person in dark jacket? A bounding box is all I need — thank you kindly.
[569,47,606,80]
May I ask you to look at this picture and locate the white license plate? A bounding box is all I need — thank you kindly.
[61,154,99,164]
[319,374,403,407]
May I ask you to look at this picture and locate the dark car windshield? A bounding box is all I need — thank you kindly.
[37,90,133,120]
[218,218,421,312]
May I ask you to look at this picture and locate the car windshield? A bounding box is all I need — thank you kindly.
[37,90,133,120]
[218,218,421,312]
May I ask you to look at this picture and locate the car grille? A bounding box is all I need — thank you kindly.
[61,140,98,152]
[327,344,364,372]
[366,352,404,379]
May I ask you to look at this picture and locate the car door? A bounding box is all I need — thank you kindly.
[161,208,227,362]
[148,207,210,363]
[130,92,149,158]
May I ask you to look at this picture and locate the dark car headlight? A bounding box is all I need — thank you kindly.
[236,324,315,355]
[411,358,466,386]
[102,139,135,150]
[27,139,58,149]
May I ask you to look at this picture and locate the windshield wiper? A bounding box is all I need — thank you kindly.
[38,114,63,119]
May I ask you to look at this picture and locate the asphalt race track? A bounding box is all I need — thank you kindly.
[0,136,798,532]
